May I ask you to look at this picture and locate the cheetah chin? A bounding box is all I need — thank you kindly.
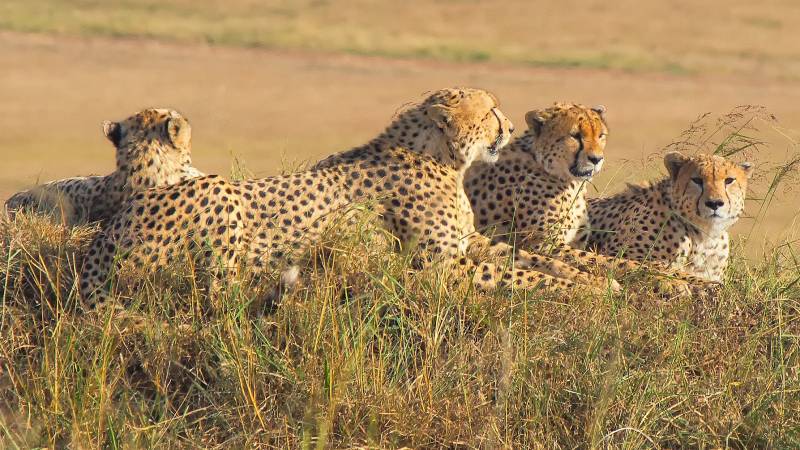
[569,165,594,179]
[483,135,504,163]
[569,157,601,179]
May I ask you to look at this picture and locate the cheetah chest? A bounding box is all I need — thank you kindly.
[561,196,589,245]
[672,232,729,282]
[457,186,476,253]
[542,180,588,246]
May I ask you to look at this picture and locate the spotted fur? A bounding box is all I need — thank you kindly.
[465,102,607,247]
[464,104,718,296]
[4,108,204,225]
[80,88,617,307]
[581,152,753,281]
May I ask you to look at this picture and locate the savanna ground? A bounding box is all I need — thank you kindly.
[1,0,799,448]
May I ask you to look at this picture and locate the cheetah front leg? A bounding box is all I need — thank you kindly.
[533,241,719,298]
[467,234,621,292]
[535,240,665,275]
[535,240,674,278]
[456,256,616,295]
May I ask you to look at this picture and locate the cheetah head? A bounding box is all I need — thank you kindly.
[103,108,193,170]
[524,103,607,181]
[422,87,514,170]
[665,151,753,232]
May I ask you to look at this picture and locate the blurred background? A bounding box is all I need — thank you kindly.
[1,0,798,256]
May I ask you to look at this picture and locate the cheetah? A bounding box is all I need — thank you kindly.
[463,103,714,295]
[4,108,204,225]
[465,102,605,249]
[80,88,617,307]
[579,151,753,282]
[464,104,662,277]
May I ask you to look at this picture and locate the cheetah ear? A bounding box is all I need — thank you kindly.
[524,110,547,136]
[664,151,689,181]
[591,105,607,122]
[740,161,754,178]
[425,104,455,136]
[102,121,122,147]
[166,116,192,148]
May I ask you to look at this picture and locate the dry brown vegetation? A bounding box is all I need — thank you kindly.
[1,206,799,448]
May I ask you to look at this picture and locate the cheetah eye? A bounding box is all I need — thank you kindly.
[725,177,735,185]
[691,177,703,186]
[598,132,607,139]
[571,131,582,140]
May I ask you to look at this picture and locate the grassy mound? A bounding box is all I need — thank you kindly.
[0,210,798,448]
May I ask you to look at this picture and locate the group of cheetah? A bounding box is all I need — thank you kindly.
[5,88,753,308]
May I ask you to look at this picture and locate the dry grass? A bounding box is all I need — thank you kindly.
[0,210,798,448]
[2,140,800,447]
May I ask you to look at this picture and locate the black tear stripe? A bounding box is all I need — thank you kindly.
[695,182,705,216]
[572,148,583,170]
[492,108,503,149]
[723,182,731,210]
[716,166,730,209]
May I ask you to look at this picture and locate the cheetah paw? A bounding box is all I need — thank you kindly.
[651,278,693,299]
[690,280,724,299]
[589,277,621,295]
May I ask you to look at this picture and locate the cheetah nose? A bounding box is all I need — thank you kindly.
[587,155,604,165]
[705,199,724,210]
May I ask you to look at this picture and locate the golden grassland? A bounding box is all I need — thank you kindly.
[1,207,799,448]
